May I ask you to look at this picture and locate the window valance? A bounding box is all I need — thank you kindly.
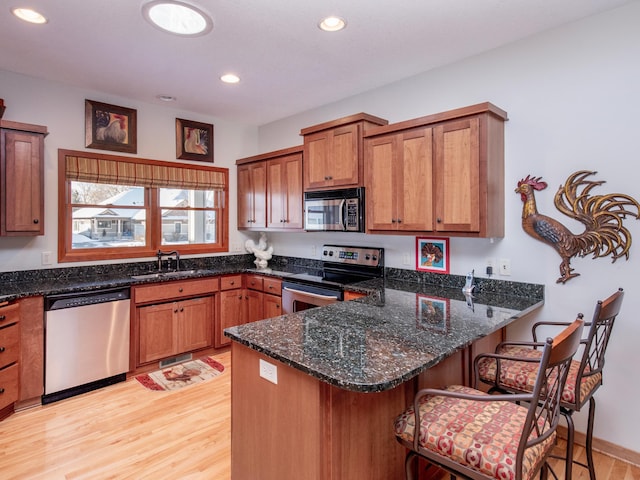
[63,151,226,190]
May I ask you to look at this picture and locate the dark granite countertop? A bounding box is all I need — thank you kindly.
[225,278,544,393]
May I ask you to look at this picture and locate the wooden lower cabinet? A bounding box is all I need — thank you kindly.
[216,274,282,348]
[138,296,213,365]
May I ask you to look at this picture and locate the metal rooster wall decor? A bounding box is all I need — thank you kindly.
[516,170,640,283]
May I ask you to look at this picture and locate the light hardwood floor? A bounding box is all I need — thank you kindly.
[0,349,637,479]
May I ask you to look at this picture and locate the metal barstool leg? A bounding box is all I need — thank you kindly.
[564,410,575,480]
[585,397,597,480]
[405,451,417,480]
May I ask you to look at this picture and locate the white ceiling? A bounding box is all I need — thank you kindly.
[0,0,633,126]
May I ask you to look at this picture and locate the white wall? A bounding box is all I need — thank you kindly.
[0,71,258,270]
[258,3,640,453]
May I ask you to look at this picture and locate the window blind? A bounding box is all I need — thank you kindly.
[65,154,226,190]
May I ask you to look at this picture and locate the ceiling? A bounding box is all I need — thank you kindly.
[0,0,633,126]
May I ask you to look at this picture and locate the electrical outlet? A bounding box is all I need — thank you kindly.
[259,359,278,384]
[499,258,511,276]
[232,243,242,253]
[41,251,52,265]
[402,253,411,265]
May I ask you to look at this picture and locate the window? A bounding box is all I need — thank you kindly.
[58,149,228,262]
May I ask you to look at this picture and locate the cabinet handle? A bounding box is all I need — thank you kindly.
[268,285,273,290]
[0,315,5,321]
[0,347,5,352]
[238,295,243,299]
[179,288,183,292]
[0,388,4,394]
[397,218,402,223]
[230,281,235,285]
[245,296,249,300]
[180,307,184,312]
[33,219,39,224]
[391,219,397,223]
[436,218,442,223]
[276,304,280,308]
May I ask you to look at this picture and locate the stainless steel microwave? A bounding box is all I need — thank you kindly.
[304,187,365,232]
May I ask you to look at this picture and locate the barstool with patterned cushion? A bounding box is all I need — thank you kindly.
[475,288,624,480]
[394,319,584,480]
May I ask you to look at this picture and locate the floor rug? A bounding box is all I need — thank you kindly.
[135,356,225,392]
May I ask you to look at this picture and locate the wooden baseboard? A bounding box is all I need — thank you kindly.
[557,425,640,467]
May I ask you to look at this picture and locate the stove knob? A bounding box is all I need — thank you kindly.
[365,254,371,260]
[372,255,378,261]
[323,250,328,256]
[328,251,334,256]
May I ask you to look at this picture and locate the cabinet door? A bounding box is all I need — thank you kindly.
[396,128,433,231]
[267,153,303,230]
[138,302,178,364]
[217,289,244,348]
[304,130,330,189]
[177,296,213,353]
[237,162,266,229]
[245,289,263,324]
[434,117,480,233]
[282,153,303,229]
[365,134,398,231]
[1,129,44,235]
[328,124,359,187]
[263,293,282,319]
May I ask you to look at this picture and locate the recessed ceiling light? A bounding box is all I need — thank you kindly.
[319,16,346,32]
[12,7,48,24]
[142,0,213,37]
[156,94,177,102]
[220,74,240,84]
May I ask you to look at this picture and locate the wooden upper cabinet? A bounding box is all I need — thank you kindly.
[266,149,303,230]
[301,113,388,191]
[237,146,303,232]
[0,121,48,236]
[365,127,433,232]
[364,102,507,238]
[237,161,266,229]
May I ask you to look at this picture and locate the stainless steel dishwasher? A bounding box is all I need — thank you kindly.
[43,286,130,404]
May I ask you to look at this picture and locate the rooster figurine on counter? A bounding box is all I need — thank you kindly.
[245,232,273,269]
[516,171,640,283]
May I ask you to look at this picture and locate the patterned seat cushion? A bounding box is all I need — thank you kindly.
[476,346,602,408]
[394,385,555,480]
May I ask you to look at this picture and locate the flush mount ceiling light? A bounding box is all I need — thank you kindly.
[220,74,240,84]
[12,7,48,24]
[142,0,213,37]
[318,15,346,32]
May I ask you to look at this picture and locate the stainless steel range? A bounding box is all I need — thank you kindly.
[281,245,384,313]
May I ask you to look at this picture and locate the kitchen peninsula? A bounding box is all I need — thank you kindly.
[225,278,543,480]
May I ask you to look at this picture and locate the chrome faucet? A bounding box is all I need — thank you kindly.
[157,249,180,272]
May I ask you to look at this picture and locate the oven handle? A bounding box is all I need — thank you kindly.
[283,287,340,301]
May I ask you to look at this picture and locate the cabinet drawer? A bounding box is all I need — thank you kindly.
[262,277,282,296]
[220,275,243,290]
[0,302,19,327]
[134,278,218,305]
[245,274,264,291]
[0,324,19,369]
[0,363,19,410]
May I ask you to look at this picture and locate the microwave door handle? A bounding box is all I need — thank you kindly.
[339,198,347,231]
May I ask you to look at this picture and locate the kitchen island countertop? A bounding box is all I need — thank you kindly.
[225,277,544,392]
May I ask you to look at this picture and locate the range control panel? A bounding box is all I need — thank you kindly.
[321,245,383,267]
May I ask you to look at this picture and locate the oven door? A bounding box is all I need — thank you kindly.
[281,282,342,314]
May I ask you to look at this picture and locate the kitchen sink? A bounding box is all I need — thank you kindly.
[131,270,201,280]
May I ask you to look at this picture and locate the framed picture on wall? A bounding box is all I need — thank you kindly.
[416,295,450,333]
[416,237,449,274]
[176,118,214,162]
[85,99,137,153]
